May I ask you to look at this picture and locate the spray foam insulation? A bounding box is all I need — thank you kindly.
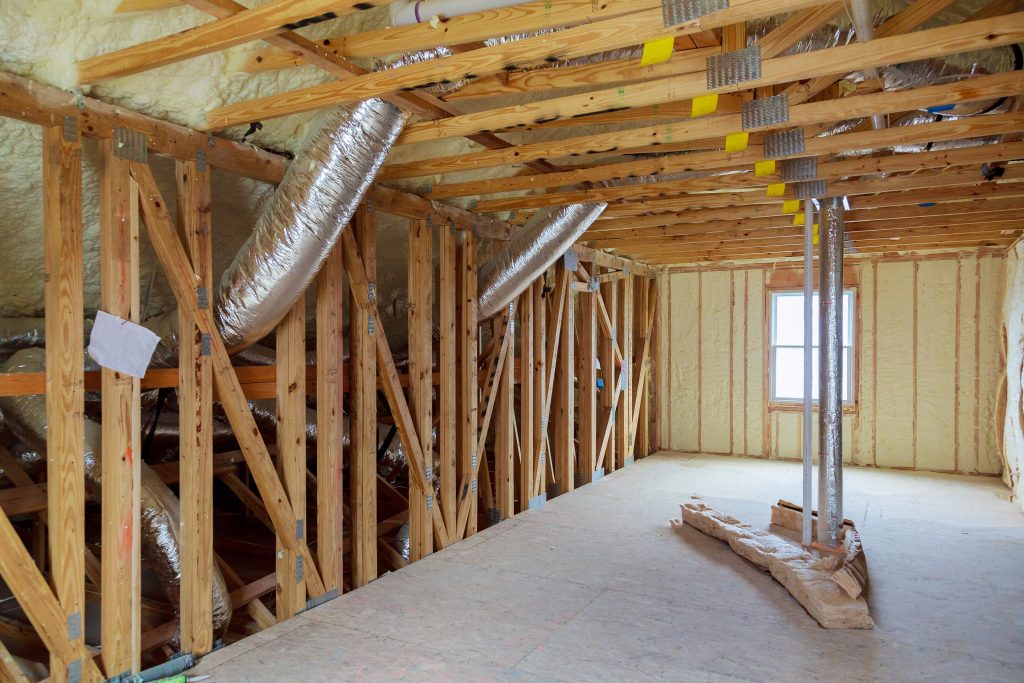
[662,253,1010,475]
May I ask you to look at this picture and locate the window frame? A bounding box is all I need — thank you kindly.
[768,288,857,407]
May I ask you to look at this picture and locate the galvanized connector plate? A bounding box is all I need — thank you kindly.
[113,127,147,162]
[741,94,789,130]
[707,45,761,90]
[662,0,729,27]
[780,157,818,182]
[763,128,805,159]
[793,179,828,200]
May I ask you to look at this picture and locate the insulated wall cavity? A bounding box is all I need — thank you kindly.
[661,252,1006,475]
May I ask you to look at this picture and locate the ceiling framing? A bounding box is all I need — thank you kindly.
[83,0,1024,265]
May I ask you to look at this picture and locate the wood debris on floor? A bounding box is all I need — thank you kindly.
[672,497,874,629]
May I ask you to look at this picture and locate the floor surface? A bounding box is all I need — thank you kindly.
[192,452,1024,682]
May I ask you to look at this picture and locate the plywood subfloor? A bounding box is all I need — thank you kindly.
[192,453,1024,682]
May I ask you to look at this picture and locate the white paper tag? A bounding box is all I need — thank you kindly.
[88,310,160,378]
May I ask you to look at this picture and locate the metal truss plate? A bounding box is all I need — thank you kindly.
[112,127,147,162]
[742,94,789,130]
[662,0,729,27]
[780,157,818,182]
[793,179,828,200]
[707,45,761,90]
[763,128,805,159]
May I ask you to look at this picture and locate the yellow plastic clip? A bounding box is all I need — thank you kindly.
[725,132,749,152]
[754,160,776,177]
[640,36,675,66]
[782,199,801,214]
[766,183,786,198]
[691,93,719,118]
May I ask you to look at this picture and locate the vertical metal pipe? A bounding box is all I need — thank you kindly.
[817,197,845,547]
[802,200,814,547]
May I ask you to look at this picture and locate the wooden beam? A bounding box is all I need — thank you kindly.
[316,241,345,595]
[366,13,1024,154]
[0,639,30,683]
[42,124,88,683]
[275,298,306,620]
[578,277,597,482]
[494,314,516,520]
[630,284,657,455]
[366,186,513,240]
[408,218,433,561]
[98,137,142,678]
[175,156,214,657]
[386,71,1024,182]
[0,511,102,682]
[438,223,458,532]
[456,232,479,538]
[553,263,575,494]
[618,275,634,465]
[77,0,381,83]
[598,273,618,471]
[518,284,536,512]
[338,230,451,548]
[531,279,547,500]
[473,114,1024,210]
[238,0,656,66]
[0,72,286,185]
[203,0,832,129]
[348,204,377,588]
[130,161,326,598]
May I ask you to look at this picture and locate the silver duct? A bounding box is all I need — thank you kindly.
[0,348,234,639]
[817,198,845,548]
[477,202,607,319]
[849,0,887,130]
[215,100,407,351]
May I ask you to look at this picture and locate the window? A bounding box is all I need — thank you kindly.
[770,290,854,403]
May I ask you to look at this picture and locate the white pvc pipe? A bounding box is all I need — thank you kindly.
[389,0,524,26]
[802,200,814,547]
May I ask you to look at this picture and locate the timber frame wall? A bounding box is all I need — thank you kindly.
[0,71,658,682]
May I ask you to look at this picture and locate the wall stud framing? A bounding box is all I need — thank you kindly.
[408,218,434,560]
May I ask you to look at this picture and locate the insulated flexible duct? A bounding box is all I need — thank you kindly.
[817,198,845,548]
[478,202,607,320]
[0,348,234,639]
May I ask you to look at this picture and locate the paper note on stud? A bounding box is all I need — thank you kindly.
[766,183,786,197]
[88,310,161,379]
[691,93,718,117]
[782,199,801,214]
[725,132,749,152]
[755,160,776,177]
[640,36,675,66]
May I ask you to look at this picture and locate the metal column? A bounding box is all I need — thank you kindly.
[817,197,845,548]
[801,201,814,547]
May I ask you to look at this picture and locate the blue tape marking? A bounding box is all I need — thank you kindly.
[918,202,936,207]
[926,104,955,114]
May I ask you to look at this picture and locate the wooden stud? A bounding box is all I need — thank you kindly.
[42,124,87,683]
[408,218,433,560]
[0,511,102,682]
[457,232,479,537]
[618,275,634,464]
[494,310,515,520]
[532,279,547,499]
[438,223,458,532]
[349,203,377,587]
[553,262,575,494]
[635,279,652,457]
[518,285,536,512]
[131,162,326,597]
[316,241,344,594]
[98,137,142,678]
[175,156,214,657]
[275,297,306,620]
[599,274,618,472]
[578,272,598,482]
